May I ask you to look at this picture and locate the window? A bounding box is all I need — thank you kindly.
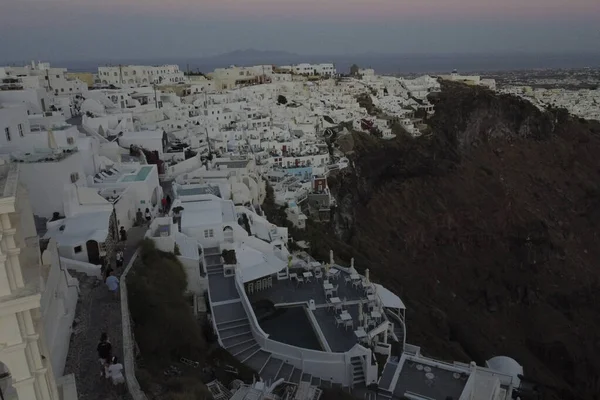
[61,88,64,92]
[4,127,11,141]
[18,124,23,137]
[204,229,214,238]
[74,245,82,254]
[56,75,60,78]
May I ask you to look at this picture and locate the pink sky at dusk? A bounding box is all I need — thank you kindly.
[3,0,599,60]
[20,0,600,20]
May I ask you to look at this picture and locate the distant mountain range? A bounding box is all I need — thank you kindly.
[9,49,600,75]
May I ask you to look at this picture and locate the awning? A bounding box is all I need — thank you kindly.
[374,284,406,309]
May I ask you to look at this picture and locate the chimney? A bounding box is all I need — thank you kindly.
[351,258,354,269]
[329,250,334,265]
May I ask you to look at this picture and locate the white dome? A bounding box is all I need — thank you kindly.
[485,356,523,387]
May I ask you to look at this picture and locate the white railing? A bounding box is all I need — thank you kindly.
[59,257,102,279]
[233,272,357,385]
[120,249,148,400]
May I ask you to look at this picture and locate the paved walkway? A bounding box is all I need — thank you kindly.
[63,226,147,400]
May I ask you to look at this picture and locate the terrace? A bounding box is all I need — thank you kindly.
[247,260,396,354]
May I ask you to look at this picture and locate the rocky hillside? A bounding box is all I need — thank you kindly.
[319,82,600,400]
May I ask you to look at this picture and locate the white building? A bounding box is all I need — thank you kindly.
[279,63,337,77]
[97,65,185,87]
[0,162,77,400]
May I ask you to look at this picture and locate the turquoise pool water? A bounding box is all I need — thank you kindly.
[120,166,152,182]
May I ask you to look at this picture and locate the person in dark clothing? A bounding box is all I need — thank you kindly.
[119,226,127,242]
[161,197,167,214]
[135,208,143,226]
[144,208,151,224]
[97,333,112,377]
[166,195,172,210]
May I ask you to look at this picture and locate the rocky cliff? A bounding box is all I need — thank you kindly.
[321,82,600,400]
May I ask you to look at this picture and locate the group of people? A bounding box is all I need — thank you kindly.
[97,333,125,387]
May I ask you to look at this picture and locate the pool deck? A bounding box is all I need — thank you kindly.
[248,268,387,353]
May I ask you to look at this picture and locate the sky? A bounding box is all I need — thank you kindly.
[1,0,599,62]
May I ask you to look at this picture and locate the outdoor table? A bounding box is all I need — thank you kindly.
[303,271,313,279]
[340,311,352,321]
[329,297,341,304]
[354,328,367,340]
[323,282,334,291]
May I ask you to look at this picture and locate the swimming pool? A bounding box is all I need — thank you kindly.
[120,166,153,182]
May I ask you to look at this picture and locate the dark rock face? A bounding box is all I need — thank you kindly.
[324,82,600,400]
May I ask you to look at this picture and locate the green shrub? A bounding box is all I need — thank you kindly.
[128,239,206,365]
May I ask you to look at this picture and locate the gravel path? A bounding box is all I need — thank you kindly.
[64,227,147,400]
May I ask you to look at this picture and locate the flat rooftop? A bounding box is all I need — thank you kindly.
[393,359,468,400]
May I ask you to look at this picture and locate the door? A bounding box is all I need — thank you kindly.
[86,240,100,265]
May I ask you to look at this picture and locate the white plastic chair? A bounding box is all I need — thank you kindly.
[331,284,339,297]
[345,319,354,331]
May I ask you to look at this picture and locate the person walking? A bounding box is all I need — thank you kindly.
[161,197,167,214]
[105,270,119,299]
[119,226,127,242]
[166,194,172,211]
[116,249,124,269]
[107,356,125,386]
[97,333,112,377]
[144,208,151,225]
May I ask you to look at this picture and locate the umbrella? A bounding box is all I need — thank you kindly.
[365,269,370,284]
[358,301,364,325]
[47,129,58,150]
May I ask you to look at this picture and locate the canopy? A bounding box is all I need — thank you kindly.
[374,284,406,310]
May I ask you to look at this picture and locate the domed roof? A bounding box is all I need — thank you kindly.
[486,356,523,387]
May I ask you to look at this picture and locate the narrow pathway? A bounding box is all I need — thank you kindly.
[63,226,147,400]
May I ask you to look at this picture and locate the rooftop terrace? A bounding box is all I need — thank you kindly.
[393,358,468,400]
[248,265,393,353]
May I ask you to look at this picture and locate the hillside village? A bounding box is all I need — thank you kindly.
[0,60,558,400]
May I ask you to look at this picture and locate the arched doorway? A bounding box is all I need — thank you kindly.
[0,361,15,400]
[86,240,100,265]
[223,226,234,243]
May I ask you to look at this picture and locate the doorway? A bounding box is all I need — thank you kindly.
[86,240,100,265]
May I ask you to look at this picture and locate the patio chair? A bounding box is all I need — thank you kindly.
[315,268,323,281]
[344,275,352,285]
[296,276,304,286]
[335,316,344,328]
[331,284,339,297]
[334,303,343,313]
[345,319,354,331]
[325,289,333,298]
[256,279,262,292]
[352,280,361,290]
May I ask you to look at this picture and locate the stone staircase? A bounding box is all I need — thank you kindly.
[351,356,365,386]
[385,309,405,350]
[209,283,338,389]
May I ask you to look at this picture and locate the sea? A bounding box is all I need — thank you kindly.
[8,52,600,75]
